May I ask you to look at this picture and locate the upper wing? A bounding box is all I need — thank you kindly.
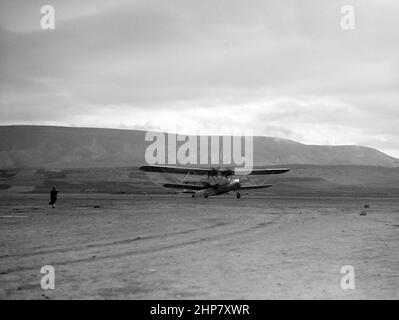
[238,184,272,190]
[140,165,290,176]
[140,165,211,175]
[163,183,204,190]
[235,168,290,175]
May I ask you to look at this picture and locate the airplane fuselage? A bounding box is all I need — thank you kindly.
[192,179,241,197]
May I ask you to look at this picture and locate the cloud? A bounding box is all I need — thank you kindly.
[0,0,399,157]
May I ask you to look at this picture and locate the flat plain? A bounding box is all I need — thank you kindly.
[0,194,398,299]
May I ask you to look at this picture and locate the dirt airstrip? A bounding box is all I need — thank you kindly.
[0,194,398,299]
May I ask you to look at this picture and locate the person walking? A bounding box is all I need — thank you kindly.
[49,186,58,208]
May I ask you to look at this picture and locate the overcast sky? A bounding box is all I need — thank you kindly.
[1,0,398,157]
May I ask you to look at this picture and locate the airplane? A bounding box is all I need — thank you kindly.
[139,165,290,198]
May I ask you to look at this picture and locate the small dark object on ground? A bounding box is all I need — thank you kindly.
[364,204,370,208]
[360,211,367,216]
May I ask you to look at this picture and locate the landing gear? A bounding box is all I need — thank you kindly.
[192,194,195,198]
[204,194,208,198]
[236,192,241,199]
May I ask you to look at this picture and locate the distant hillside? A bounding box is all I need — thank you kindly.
[1,165,399,197]
[0,125,398,168]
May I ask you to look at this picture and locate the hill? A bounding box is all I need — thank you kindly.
[0,125,398,168]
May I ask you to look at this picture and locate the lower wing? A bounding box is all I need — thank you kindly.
[163,183,205,190]
[239,184,272,190]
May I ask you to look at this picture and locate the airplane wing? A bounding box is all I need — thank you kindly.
[235,168,290,175]
[163,183,205,190]
[140,165,289,176]
[238,184,273,190]
[140,165,211,175]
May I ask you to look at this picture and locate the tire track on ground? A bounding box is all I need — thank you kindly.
[0,221,230,260]
[0,214,290,275]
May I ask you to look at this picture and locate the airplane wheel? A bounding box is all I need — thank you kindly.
[204,195,208,198]
[236,192,241,199]
[192,194,195,198]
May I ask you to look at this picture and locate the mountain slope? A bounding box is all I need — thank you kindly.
[0,125,398,168]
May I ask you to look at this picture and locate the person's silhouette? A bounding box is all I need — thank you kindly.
[49,186,58,208]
